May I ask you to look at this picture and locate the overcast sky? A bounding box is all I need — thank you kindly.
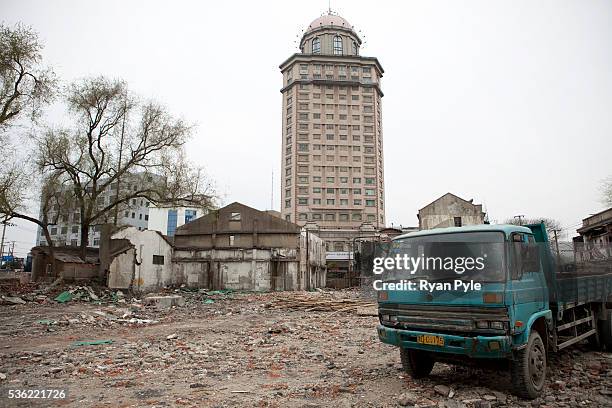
[2,0,611,256]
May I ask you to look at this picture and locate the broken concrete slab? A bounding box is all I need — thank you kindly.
[143,295,185,309]
[1,296,26,305]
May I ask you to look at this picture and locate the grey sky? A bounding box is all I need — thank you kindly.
[2,0,611,256]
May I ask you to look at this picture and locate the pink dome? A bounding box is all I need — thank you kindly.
[306,14,353,32]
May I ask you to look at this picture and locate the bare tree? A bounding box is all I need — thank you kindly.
[504,217,563,234]
[0,23,57,259]
[600,175,612,207]
[0,169,72,273]
[0,23,56,132]
[32,76,215,259]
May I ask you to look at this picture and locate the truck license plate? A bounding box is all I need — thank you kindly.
[417,335,444,346]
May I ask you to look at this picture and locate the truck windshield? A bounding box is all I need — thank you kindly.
[385,231,506,283]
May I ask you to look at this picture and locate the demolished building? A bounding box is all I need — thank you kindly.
[172,202,326,291]
[30,246,99,282]
[99,202,326,293]
[100,226,174,293]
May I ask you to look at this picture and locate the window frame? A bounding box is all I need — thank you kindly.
[312,37,321,54]
[333,35,343,55]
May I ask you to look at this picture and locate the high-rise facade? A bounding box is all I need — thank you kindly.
[280,12,385,232]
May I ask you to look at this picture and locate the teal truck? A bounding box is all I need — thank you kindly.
[376,224,612,398]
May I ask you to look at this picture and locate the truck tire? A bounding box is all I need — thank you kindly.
[400,348,434,378]
[602,310,612,351]
[511,331,546,399]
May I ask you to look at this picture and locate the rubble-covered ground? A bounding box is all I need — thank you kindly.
[0,288,611,408]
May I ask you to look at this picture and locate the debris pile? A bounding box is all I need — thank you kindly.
[266,292,376,313]
[0,290,610,407]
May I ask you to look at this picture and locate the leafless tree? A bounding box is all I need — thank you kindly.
[27,76,215,259]
[0,23,56,133]
[0,169,72,268]
[504,217,563,234]
[0,23,57,258]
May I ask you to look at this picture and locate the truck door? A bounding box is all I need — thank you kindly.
[510,233,548,322]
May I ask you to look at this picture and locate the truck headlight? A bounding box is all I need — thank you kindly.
[475,321,489,329]
[389,315,398,322]
[382,314,390,322]
[490,321,505,330]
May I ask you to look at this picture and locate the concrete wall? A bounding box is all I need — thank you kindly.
[60,263,99,282]
[107,227,173,293]
[107,248,135,289]
[173,248,302,291]
[299,230,327,289]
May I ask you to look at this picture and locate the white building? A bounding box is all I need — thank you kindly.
[37,189,151,248]
[147,205,207,237]
[106,226,174,293]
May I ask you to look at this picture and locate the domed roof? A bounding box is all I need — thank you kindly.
[306,13,353,33]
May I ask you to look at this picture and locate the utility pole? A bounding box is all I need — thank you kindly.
[514,215,525,225]
[552,229,562,267]
[0,222,6,260]
[0,220,13,262]
[0,220,12,262]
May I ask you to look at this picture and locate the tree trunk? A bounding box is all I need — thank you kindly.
[36,227,55,280]
[6,212,56,280]
[79,222,89,261]
[43,229,55,275]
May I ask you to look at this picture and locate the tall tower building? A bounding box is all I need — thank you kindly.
[279,12,385,234]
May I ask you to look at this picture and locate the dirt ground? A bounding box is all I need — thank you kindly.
[0,290,610,408]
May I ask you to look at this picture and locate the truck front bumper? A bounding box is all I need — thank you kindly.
[377,325,512,359]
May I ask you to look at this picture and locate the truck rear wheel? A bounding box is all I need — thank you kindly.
[511,331,546,399]
[400,348,434,378]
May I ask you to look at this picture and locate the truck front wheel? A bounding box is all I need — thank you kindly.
[400,348,434,378]
[511,331,546,399]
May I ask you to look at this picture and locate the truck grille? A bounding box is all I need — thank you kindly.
[378,303,509,334]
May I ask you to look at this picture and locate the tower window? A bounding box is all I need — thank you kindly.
[333,36,343,55]
[312,37,321,54]
[352,41,358,55]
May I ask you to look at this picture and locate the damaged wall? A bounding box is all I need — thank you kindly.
[106,227,174,293]
[99,202,327,293]
[171,202,326,291]
[173,248,301,291]
[299,230,327,290]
